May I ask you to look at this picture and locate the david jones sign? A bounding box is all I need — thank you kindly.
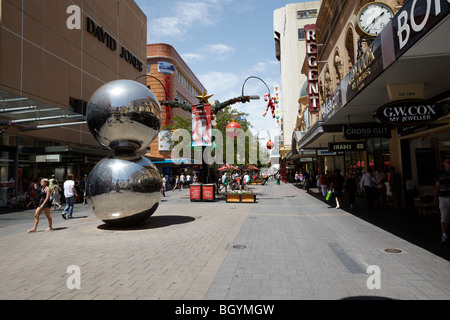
[86,17,144,72]
[376,99,450,126]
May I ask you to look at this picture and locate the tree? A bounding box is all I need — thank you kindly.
[162,107,260,166]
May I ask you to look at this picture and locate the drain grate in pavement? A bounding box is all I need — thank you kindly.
[385,248,402,253]
[233,245,246,249]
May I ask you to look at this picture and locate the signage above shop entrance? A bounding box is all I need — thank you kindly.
[376,99,450,126]
[344,124,391,140]
[328,142,366,152]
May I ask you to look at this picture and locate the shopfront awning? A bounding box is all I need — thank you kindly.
[0,89,85,129]
[299,1,450,149]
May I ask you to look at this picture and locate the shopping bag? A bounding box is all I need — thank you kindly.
[325,190,332,201]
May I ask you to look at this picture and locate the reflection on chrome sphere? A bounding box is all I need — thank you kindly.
[88,155,163,227]
[86,79,162,153]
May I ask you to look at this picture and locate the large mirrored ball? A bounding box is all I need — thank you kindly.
[86,79,162,153]
[87,155,163,227]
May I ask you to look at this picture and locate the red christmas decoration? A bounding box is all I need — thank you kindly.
[226,119,242,138]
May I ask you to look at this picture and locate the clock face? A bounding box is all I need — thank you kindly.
[357,2,394,36]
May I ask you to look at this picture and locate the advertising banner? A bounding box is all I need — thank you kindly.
[192,104,212,147]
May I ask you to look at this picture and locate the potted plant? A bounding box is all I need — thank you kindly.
[226,190,241,203]
[240,190,256,203]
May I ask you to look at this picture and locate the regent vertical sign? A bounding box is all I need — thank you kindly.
[304,24,320,114]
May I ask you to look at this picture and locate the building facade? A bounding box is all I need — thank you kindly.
[145,43,207,181]
[0,0,147,207]
[296,0,450,208]
[273,1,322,160]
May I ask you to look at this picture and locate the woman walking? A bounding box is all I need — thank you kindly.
[51,179,62,211]
[27,178,53,232]
[173,175,180,191]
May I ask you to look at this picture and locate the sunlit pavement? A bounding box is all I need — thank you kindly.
[0,181,449,300]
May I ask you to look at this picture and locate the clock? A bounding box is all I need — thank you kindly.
[356,2,394,36]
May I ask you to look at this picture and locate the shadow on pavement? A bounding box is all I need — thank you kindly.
[97,215,196,231]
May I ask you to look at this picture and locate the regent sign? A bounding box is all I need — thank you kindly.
[304,24,320,114]
[376,99,450,126]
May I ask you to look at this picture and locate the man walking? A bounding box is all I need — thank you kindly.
[434,155,450,244]
[360,169,377,211]
[62,174,77,219]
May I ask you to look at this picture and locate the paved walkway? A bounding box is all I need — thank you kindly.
[0,182,449,300]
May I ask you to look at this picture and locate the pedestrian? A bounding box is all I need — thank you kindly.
[193,173,199,183]
[320,172,329,197]
[180,173,185,189]
[434,155,450,244]
[243,172,250,191]
[360,169,377,211]
[161,174,166,197]
[389,167,401,209]
[303,171,311,192]
[26,182,38,209]
[345,172,357,210]
[374,167,387,208]
[221,172,228,192]
[51,178,62,211]
[330,169,345,209]
[173,175,180,191]
[82,174,88,205]
[62,174,77,219]
[186,173,191,187]
[27,178,52,232]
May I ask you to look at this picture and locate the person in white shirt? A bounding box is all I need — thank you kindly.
[62,174,77,219]
[221,173,228,192]
[243,173,251,190]
[186,174,191,187]
[180,174,185,189]
[360,169,376,211]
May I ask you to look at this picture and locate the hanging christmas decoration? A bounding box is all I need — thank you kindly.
[262,94,276,118]
[0,121,12,136]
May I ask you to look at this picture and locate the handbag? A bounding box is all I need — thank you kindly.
[325,190,332,201]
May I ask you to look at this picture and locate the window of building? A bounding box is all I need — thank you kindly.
[297,9,318,19]
[176,70,201,98]
[298,28,305,41]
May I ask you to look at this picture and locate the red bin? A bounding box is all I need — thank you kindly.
[190,183,202,202]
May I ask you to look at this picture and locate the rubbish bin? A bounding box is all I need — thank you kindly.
[202,184,216,202]
[190,183,202,202]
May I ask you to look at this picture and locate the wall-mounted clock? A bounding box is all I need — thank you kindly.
[356,2,394,37]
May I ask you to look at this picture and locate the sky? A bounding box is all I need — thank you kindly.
[134,0,313,142]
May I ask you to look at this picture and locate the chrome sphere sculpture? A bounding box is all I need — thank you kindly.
[86,80,163,227]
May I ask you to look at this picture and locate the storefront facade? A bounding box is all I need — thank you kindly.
[296,0,450,207]
[0,0,147,207]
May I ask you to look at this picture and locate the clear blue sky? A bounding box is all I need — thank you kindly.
[135,0,313,140]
